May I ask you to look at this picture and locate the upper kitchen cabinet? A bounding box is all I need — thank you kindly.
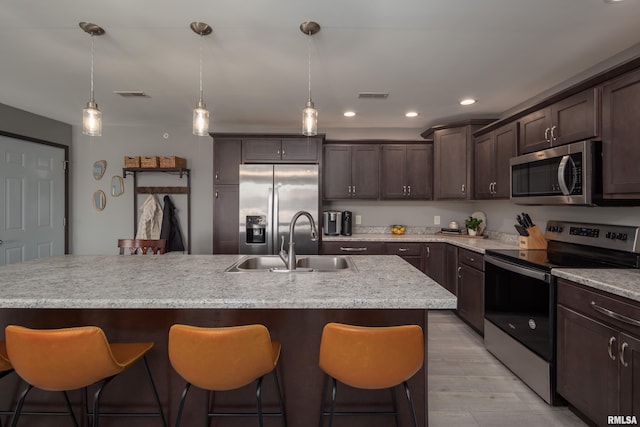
[323,144,380,199]
[475,122,517,199]
[602,68,640,199]
[214,138,242,185]
[518,88,598,154]
[423,120,494,200]
[381,144,433,200]
[242,137,321,163]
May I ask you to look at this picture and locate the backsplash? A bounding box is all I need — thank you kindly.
[351,225,519,246]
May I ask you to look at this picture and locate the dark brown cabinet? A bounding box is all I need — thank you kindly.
[456,249,484,334]
[242,138,320,163]
[557,279,640,426]
[475,122,517,199]
[381,144,433,200]
[431,122,493,200]
[323,144,380,199]
[518,88,598,154]
[385,242,423,271]
[321,241,383,255]
[602,68,640,199]
[213,137,241,254]
[423,243,446,285]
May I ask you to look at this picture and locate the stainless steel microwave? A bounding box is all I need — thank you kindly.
[510,140,600,206]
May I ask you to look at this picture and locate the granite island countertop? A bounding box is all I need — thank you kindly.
[0,255,456,310]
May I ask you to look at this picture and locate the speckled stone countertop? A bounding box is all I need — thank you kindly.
[322,233,518,253]
[553,269,640,303]
[0,255,456,310]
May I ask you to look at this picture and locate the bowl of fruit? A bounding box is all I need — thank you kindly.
[391,225,406,235]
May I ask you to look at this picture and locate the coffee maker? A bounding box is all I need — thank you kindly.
[323,211,342,235]
[341,211,352,236]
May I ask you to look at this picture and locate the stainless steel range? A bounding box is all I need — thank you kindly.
[484,220,640,404]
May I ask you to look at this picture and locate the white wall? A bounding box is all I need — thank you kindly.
[71,124,213,254]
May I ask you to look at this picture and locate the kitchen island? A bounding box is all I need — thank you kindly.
[0,254,455,426]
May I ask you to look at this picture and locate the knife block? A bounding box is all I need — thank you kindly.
[519,225,548,250]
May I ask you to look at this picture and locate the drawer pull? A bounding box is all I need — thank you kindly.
[591,301,640,328]
[340,247,367,252]
[467,257,475,263]
[608,336,616,361]
[621,342,629,367]
[398,248,409,252]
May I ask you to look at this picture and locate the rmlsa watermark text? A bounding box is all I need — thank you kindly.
[609,415,638,425]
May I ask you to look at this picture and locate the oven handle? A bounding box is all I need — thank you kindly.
[485,256,551,283]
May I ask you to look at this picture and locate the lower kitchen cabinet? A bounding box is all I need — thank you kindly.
[385,242,423,271]
[456,248,484,334]
[423,243,446,285]
[557,278,640,426]
[321,241,383,255]
[444,244,458,295]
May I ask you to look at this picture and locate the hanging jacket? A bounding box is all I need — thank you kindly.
[160,195,185,252]
[135,195,163,240]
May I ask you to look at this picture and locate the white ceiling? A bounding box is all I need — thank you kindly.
[1,0,640,135]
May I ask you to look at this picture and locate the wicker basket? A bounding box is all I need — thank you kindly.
[140,156,159,168]
[124,156,141,168]
[159,156,187,169]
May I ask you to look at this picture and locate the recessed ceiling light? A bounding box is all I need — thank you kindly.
[344,111,356,117]
[460,98,476,106]
[405,112,419,118]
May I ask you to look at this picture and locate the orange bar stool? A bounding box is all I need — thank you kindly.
[5,325,167,427]
[168,324,286,427]
[318,322,424,427]
[0,341,14,424]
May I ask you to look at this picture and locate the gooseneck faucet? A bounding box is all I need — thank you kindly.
[279,211,318,270]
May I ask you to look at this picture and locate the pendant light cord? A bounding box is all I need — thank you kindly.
[199,34,204,103]
[90,35,95,103]
[307,30,312,102]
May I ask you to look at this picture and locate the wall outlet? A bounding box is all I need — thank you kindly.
[355,215,362,225]
[434,215,441,225]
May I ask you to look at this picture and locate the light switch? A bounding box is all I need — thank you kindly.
[355,215,362,225]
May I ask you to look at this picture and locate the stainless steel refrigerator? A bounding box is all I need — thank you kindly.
[239,164,319,255]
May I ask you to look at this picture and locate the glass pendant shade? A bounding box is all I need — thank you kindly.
[302,100,318,136]
[193,100,209,136]
[82,100,102,136]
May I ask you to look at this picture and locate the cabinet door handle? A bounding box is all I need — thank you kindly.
[348,185,352,194]
[340,247,368,252]
[461,184,465,194]
[407,185,411,195]
[544,127,550,142]
[352,185,356,194]
[457,266,462,279]
[398,248,409,252]
[215,172,219,182]
[591,301,640,327]
[403,185,407,195]
[277,149,281,156]
[550,125,557,142]
[215,191,218,199]
[608,336,617,361]
[425,246,430,257]
[620,342,629,367]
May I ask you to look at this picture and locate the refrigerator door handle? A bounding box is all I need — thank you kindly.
[267,187,274,254]
[272,187,280,252]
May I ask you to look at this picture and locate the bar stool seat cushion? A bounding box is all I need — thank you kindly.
[6,325,153,391]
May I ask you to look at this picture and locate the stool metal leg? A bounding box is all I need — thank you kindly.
[141,355,167,427]
[205,390,212,426]
[256,376,264,427]
[318,375,329,427]
[391,386,400,427]
[174,382,192,427]
[92,376,115,427]
[403,381,418,427]
[10,385,33,427]
[272,369,287,427]
[328,377,337,427]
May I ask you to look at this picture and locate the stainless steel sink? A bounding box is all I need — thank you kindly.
[225,255,356,273]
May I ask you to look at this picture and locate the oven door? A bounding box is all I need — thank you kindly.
[484,255,554,361]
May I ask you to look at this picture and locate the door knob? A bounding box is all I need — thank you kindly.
[0,239,3,245]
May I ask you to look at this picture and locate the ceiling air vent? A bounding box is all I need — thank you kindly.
[358,92,389,99]
[113,91,150,98]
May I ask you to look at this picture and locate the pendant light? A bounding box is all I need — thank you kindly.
[191,22,212,136]
[79,22,105,136]
[300,21,320,136]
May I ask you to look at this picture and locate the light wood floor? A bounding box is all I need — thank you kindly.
[428,310,587,427]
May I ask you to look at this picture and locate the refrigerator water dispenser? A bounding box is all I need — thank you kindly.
[246,215,266,244]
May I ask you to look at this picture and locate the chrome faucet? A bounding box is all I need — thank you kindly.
[279,211,318,270]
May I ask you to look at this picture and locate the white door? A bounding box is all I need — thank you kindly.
[0,135,66,265]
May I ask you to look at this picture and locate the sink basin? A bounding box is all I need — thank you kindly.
[225,255,356,273]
